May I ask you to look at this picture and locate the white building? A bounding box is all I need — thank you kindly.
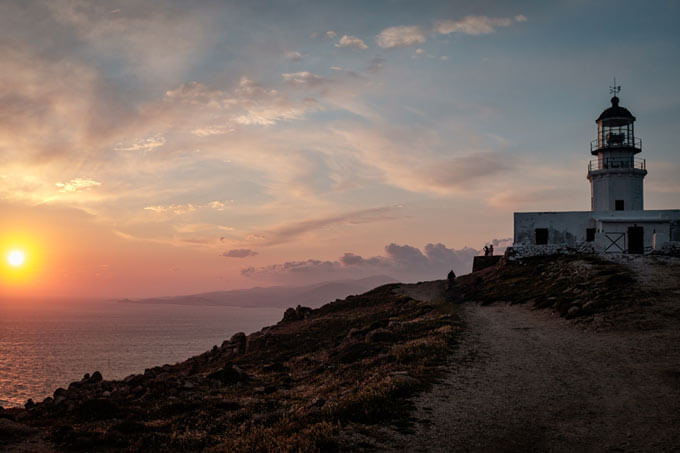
[513,92,680,254]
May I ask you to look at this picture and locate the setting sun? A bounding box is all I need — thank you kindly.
[7,250,25,268]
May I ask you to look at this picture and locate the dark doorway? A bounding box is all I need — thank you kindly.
[535,228,548,245]
[628,226,643,254]
[615,200,624,211]
[586,228,596,242]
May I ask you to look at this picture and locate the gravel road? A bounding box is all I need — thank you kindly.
[389,301,680,452]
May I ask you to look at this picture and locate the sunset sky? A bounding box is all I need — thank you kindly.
[1,0,679,299]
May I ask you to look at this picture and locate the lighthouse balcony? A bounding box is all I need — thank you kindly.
[590,136,641,154]
[588,157,646,172]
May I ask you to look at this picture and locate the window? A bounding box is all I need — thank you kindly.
[535,228,548,245]
[615,200,624,211]
[586,228,596,242]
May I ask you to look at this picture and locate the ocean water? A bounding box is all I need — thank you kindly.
[0,301,282,408]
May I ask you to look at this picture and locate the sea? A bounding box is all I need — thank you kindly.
[0,300,282,408]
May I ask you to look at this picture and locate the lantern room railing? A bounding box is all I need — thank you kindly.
[590,136,642,153]
[588,157,646,172]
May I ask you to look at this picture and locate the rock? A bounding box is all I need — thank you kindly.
[183,381,195,389]
[90,371,103,383]
[102,391,112,398]
[282,305,313,322]
[345,328,365,342]
[54,387,67,399]
[263,362,290,373]
[568,306,581,316]
[365,327,393,343]
[76,398,121,421]
[207,364,246,385]
[24,399,35,410]
[230,332,247,354]
[0,418,36,439]
[82,373,91,381]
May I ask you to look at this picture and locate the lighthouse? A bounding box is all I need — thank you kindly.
[512,83,680,255]
[587,87,647,211]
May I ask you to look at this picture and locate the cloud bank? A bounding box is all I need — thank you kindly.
[241,242,478,285]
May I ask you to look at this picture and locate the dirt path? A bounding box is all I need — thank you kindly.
[388,302,680,452]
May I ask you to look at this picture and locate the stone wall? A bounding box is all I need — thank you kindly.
[472,256,502,272]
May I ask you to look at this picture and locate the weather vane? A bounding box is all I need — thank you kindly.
[609,76,621,96]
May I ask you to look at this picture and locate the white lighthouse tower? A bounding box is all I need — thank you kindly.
[587,84,647,211]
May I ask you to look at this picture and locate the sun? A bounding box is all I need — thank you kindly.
[7,249,26,268]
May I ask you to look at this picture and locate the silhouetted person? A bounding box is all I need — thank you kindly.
[483,245,489,256]
[489,244,494,256]
[447,270,456,290]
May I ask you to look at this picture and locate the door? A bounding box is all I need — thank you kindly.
[628,226,644,254]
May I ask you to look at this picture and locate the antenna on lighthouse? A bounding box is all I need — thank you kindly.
[609,76,621,96]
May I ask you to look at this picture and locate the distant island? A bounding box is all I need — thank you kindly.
[117,275,398,309]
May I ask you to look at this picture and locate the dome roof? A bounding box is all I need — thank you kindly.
[597,96,636,122]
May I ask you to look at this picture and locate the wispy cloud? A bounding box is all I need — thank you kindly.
[248,205,403,246]
[434,15,523,35]
[223,249,258,258]
[281,71,328,88]
[376,26,426,48]
[114,134,166,152]
[284,50,303,61]
[143,200,229,216]
[335,34,368,50]
[56,178,102,193]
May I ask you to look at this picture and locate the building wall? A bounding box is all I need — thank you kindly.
[514,210,680,253]
[514,211,595,246]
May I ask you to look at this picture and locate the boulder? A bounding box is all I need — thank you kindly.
[76,398,121,421]
[90,371,103,383]
[230,332,247,354]
[207,364,246,385]
[0,418,36,440]
[365,328,393,343]
[282,305,312,322]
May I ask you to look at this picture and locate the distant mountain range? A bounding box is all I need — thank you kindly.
[118,275,398,309]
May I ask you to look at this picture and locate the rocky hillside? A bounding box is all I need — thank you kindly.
[1,253,675,452]
[0,284,459,452]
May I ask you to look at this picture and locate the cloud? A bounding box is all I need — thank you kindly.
[284,51,303,61]
[191,125,235,137]
[335,34,368,50]
[248,205,403,246]
[223,249,258,258]
[376,26,426,48]
[434,15,519,35]
[281,71,327,88]
[143,200,228,216]
[368,57,386,72]
[326,30,338,38]
[414,151,513,190]
[144,204,197,215]
[515,15,528,23]
[163,77,316,127]
[55,178,102,193]
[114,134,166,152]
[241,242,478,284]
